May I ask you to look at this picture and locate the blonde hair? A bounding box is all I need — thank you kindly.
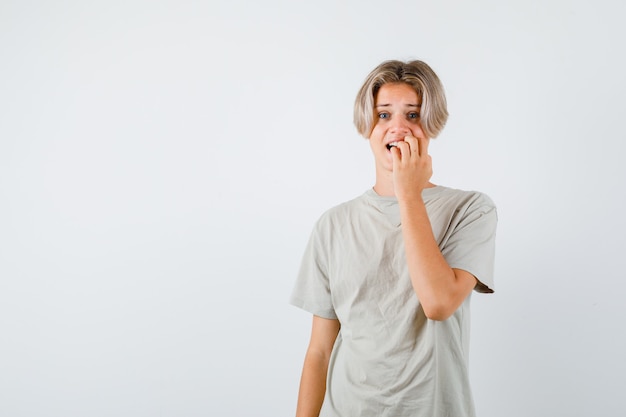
[353,60,449,139]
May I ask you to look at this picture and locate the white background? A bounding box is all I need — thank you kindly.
[1,1,625,416]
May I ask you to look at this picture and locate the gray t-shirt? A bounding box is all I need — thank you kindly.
[290,186,497,417]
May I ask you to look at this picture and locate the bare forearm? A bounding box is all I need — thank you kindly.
[399,197,466,320]
[295,351,329,417]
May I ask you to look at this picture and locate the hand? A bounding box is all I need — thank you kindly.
[390,135,432,201]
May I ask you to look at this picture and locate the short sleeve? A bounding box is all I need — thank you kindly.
[290,217,338,319]
[441,193,498,293]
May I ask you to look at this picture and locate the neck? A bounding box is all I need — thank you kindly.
[373,170,395,196]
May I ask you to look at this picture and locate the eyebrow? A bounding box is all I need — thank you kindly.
[375,103,422,108]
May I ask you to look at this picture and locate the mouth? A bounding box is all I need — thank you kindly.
[386,141,401,151]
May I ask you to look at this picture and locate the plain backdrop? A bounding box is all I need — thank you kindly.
[1,1,625,416]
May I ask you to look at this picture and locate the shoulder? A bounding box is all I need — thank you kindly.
[427,185,496,211]
[314,191,370,227]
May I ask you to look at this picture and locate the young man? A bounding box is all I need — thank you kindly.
[291,59,497,417]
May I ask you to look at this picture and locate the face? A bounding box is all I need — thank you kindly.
[369,82,427,173]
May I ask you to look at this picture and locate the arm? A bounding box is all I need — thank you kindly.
[295,315,340,417]
[392,136,477,321]
[398,198,477,320]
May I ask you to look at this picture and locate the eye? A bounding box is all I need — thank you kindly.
[408,112,420,120]
[378,112,390,119]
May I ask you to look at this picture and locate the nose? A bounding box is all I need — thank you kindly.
[389,118,411,136]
